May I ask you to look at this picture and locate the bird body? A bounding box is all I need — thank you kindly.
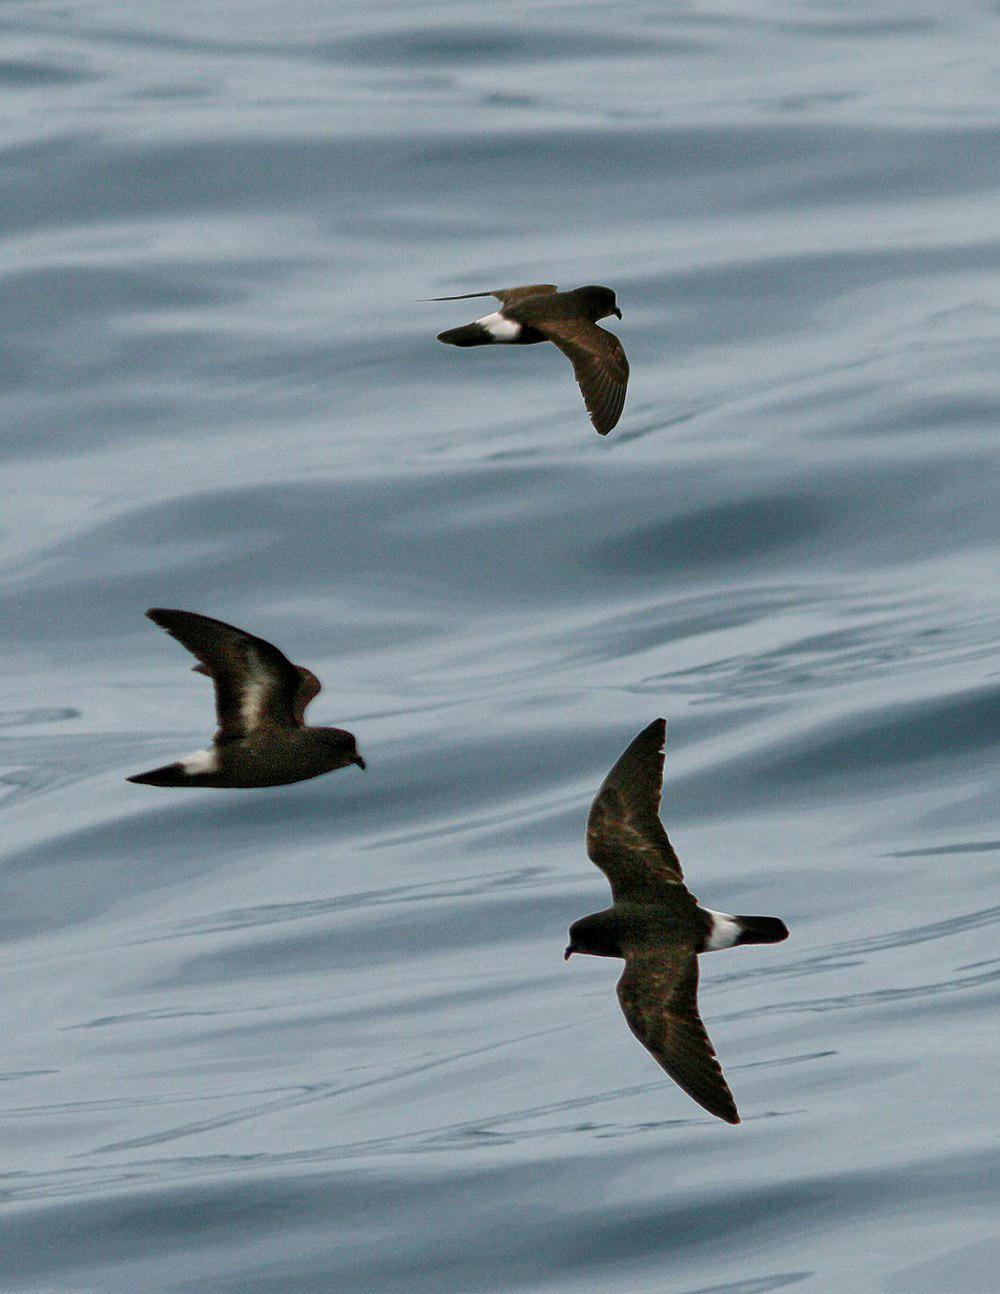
[567,901,789,960]
[127,609,364,789]
[432,283,629,434]
[566,902,694,955]
[566,719,788,1123]
[132,727,360,789]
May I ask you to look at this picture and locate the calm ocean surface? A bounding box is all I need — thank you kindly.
[2,2,999,1290]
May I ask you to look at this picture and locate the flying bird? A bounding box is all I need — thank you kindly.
[127,609,365,788]
[566,719,788,1123]
[431,283,628,435]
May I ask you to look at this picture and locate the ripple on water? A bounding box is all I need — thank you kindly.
[2,1,1000,1291]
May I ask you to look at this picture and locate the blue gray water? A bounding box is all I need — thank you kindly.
[2,1,999,1289]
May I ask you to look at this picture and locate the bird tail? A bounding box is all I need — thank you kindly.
[127,761,191,787]
[437,323,495,347]
[733,915,789,945]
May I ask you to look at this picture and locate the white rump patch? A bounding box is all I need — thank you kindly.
[181,748,218,775]
[476,310,522,342]
[703,909,741,951]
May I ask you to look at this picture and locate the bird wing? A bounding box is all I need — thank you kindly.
[587,719,694,905]
[428,284,559,307]
[291,667,322,725]
[534,318,628,435]
[146,609,306,742]
[617,944,739,1124]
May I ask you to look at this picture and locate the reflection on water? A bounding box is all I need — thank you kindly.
[2,1,999,1290]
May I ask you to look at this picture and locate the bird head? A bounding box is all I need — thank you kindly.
[575,285,622,322]
[320,728,366,770]
[564,913,622,960]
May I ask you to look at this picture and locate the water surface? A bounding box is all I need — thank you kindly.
[2,1,999,1290]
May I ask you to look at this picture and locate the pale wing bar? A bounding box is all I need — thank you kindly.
[146,609,302,741]
[617,947,739,1124]
[540,321,629,435]
[587,718,688,902]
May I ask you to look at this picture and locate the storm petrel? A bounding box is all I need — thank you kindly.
[431,283,628,435]
[566,719,788,1123]
[127,609,365,788]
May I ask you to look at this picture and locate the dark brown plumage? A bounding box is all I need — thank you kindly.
[566,720,789,1124]
[432,283,629,435]
[127,610,364,789]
